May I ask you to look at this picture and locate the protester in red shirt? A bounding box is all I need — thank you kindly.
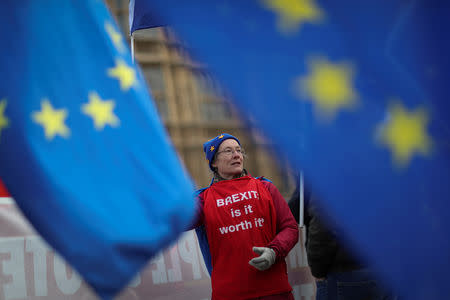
[192,133,298,300]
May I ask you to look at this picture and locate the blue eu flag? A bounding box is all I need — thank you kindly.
[129,0,165,34]
[0,1,194,299]
[131,1,450,299]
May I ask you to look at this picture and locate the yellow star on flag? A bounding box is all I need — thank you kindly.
[377,101,432,168]
[219,134,224,139]
[32,99,70,140]
[105,22,126,53]
[210,146,215,152]
[297,57,358,120]
[261,0,324,33]
[107,59,137,91]
[0,99,10,140]
[82,92,120,130]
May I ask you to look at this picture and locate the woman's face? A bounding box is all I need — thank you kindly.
[211,139,244,180]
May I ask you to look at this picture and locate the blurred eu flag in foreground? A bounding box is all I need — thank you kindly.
[0,1,195,299]
[132,0,450,299]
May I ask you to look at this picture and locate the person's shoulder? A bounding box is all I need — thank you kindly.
[195,187,209,197]
[255,176,272,183]
[255,176,277,191]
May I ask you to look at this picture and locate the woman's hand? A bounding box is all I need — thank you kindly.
[248,247,276,271]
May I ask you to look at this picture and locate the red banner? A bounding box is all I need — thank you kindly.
[0,179,9,197]
[0,200,315,299]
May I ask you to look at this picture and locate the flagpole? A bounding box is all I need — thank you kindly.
[131,33,135,63]
[299,171,304,227]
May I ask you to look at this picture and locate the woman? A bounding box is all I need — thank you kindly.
[193,133,299,300]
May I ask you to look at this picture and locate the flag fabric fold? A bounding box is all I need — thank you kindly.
[130,1,450,299]
[129,0,165,34]
[0,1,194,299]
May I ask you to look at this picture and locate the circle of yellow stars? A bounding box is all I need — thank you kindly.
[0,20,135,143]
[29,91,121,141]
[0,2,435,171]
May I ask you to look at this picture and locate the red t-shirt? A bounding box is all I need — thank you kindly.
[199,175,296,300]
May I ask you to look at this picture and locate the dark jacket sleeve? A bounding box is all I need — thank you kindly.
[288,185,300,224]
[288,182,312,226]
[305,194,338,278]
[263,181,299,259]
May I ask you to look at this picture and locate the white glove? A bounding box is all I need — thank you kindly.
[249,246,276,271]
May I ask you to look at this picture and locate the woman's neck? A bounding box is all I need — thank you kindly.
[214,169,248,182]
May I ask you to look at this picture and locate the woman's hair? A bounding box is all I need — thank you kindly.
[210,153,219,173]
